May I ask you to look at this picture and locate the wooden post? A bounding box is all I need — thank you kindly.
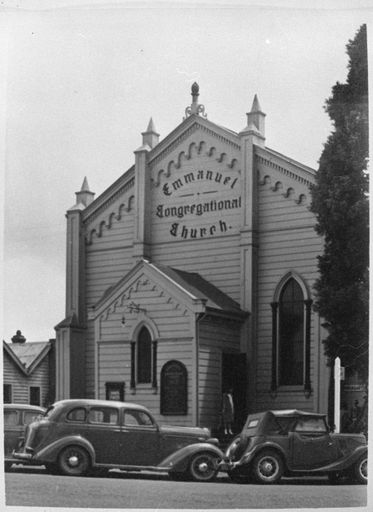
[334,357,341,432]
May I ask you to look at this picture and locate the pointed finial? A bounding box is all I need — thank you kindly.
[74,177,95,208]
[142,117,159,148]
[251,94,263,113]
[184,82,207,120]
[81,176,90,192]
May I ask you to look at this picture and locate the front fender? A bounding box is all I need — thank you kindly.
[33,435,96,465]
[158,442,225,473]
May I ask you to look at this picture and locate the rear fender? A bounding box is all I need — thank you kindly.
[158,442,225,473]
[33,436,96,465]
[307,446,367,473]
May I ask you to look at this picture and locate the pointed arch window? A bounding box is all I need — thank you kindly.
[271,276,312,396]
[130,326,158,390]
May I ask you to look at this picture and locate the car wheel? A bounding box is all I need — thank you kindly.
[252,450,284,484]
[353,455,368,485]
[189,452,219,482]
[58,446,90,476]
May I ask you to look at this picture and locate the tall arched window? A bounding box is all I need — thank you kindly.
[278,279,304,385]
[137,327,151,384]
[271,275,312,396]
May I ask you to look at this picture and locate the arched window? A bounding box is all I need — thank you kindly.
[137,327,151,384]
[278,279,304,385]
[271,276,312,396]
[130,324,158,391]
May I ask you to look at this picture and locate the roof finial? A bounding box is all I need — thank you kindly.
[184,82,207,120]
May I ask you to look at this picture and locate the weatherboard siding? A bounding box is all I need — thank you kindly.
[3,352,50,406]
[254,179,323,412]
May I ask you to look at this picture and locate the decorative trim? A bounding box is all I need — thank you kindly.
[83,176,135,224]
[259,172,310,205]
[149,121,240,167]
[152,140,240,188]
[256,154,313,187]
[86,194,135,245]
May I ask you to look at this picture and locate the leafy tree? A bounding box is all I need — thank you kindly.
[310,25,369,383]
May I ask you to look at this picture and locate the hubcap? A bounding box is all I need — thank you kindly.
[260,458,276,477]
[68,455,79,467]
[198,461,209,473]
[360,460,367,479]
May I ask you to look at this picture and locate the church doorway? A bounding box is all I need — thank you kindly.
[222,353,247,431]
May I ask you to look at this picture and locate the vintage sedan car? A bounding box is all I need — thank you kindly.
[224,410,367,484]
[14,399,224,481]
[3,403,45,471]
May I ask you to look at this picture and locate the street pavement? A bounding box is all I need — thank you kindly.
[3,466,369,509]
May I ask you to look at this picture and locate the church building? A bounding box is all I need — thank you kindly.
[55,84,329,431]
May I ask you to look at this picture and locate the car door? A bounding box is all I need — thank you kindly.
[84,405,123,465]
[118,409,161,466]
[289,416,340,469]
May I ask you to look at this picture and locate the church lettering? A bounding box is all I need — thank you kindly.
[170,220,228,239]
[156,197,241,219]
[162,170,238,196]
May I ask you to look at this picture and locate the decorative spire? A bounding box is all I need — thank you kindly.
[75,177,95,208]
[250,94,263,113]
[184,82,207,120]
[141,117,160,148]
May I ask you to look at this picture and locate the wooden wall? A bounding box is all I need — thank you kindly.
[254,154,325,412]
[3,351,50,406]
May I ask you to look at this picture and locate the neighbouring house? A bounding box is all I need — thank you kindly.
[55,83,332,431]
[3,330,56,407]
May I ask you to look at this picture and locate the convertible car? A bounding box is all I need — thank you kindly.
[224,409,367,484]
[13,398,224,481]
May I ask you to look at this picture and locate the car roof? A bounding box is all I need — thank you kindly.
[3,403,45,412]
[269,409,326,418]
[51,399,150,412]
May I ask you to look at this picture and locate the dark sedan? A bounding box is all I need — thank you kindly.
[4,403,45,471]
[14,398,224,481]
[224,409,367,484]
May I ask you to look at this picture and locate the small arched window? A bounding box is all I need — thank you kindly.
[271,276,312,396]
[130,325,158,391]
[137,327,151,384]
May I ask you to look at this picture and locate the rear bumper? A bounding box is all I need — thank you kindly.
[12,451,33,461]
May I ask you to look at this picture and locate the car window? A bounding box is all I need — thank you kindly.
[4,410,19,426]
[23,411,42,425]
[124,410,154,427]
[294,417,327,433]
[88,407,118,425]
[66,407,86,422]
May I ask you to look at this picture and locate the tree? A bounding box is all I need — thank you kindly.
[310,25,369,383]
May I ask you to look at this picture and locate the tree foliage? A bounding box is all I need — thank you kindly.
[310,25,369,381]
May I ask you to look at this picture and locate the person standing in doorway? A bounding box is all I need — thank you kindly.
[222,388,234,435]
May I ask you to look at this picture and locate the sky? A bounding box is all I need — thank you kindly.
[1,0,371,343]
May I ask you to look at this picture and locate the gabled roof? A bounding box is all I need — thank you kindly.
[92,259,247,320]
[153,264,244,315]
[3,340,52,376]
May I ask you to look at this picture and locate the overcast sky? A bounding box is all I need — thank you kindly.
[1,0,371,343]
